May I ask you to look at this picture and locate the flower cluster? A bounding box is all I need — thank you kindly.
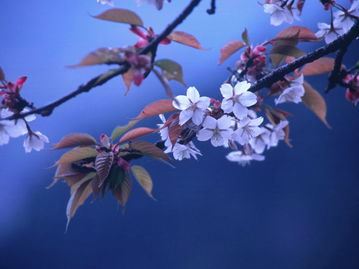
[0,76,49,152]
[262,0,303,26]
[158,83,290,166]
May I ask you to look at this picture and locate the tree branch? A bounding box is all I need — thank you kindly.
[249,20,359,92]
[3,0,203,121]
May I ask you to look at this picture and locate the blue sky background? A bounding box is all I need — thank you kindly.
[0,1,358,268]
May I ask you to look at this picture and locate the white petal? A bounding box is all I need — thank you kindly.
[173,95,191,110]
[210,133,224,147]
[221,98,234,113]
[217,115,233,130]
[238,91,257,107]
[202,116,217,129]
[233,103,248,119]
[186,86,200,103]
[191,109,205,126]
[220,83,234,98]
[196,96,210,109]
[197,129,213,142]
[179,109,193,125]
[234,81,251,95]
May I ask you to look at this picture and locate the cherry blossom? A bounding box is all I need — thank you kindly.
[172,141,201,161]
[226,150,265,166]
[334,0,359,33]
[0,109,27,145]
[232,116,264,145]
[23,131,49,153]
[157,114,172,149]
[220,81,258,120]
[97,0,114,6]
[173,87,210,126]
[266,120,288,148]
[197,115,233,147]
[275,75,305,105]
[249,128,271,154]
[263,1,296,26]
[316,22,343,44]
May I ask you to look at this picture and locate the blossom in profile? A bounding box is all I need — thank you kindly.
[197,115,233,147]
[220,81,257,120]
[249,128,271,154]
[316,22,343,44]
[23,131,49,153]
[266,120,289,148]
[275,75,305,105]
[0,108,28,145]
[173,87,210,126]
[172,141,202,161]
[226,150,265,166]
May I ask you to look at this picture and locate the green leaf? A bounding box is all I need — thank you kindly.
[57,147,98,165]
[131,165,154,199]
[95,151,114,187]
[53,133,97,149]
[303,81,330,128]
[154,59,185,85]
[69,48,123,68]
[241,28,250,46]
[130,140,170,161]
[219,40,246,64]
[93,8,144,26]
[111,119,139,141]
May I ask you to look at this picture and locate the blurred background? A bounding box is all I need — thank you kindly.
[0,1,358,268]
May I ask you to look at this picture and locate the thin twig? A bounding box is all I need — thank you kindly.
[207,0,216,15]
[3,0,203,121]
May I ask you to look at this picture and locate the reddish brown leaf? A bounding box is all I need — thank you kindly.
[57,147,98,165]
[69,48,123,68]
[53,133,97,149]
[130,140,169,161]
[219,40,246,64]
[93,8,143,26]
[168,31,203,49]
[303,81,330,128]
[168,123,182,146]
[95,151,114,187]
[119,127,156,143]
[274,26,318,42]
[302,57,336,76]
[270,44,305,66]
[0,67,5,81]
[113,176,132,207]
[135,99,175,120]
[122,68,134,94]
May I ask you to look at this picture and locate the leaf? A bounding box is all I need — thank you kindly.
[48,162,81,189]
[66,176,94,230]
[93,8,143,26]
[270,45,305,66]
[119,127,156,143]
[111,120,139,141]
[274,26,318,42]
[219,40,246,64]
[0,67,5,81]
[154,59,185,85]
[69,48,123,67]
[122,68,134,94]
[242,28,250,46]
[303,81,330,128]
[108,165,126,190]
[135,99,175,120]
[168,31,203,49]
[95,151,114,187]
[130,140,169,161]
[57,147,98,164]
[302,57,336,76]
[54,133,97,149]
[131,165,154,199]
[168,123,182,145]
[113,176,132,207]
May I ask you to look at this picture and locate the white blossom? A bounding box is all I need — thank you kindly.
[197,115,233,147]
[275,75,305,105]
[232,116,264,145]
[249,128,271,154]
[220,81,258,120]
[157,114,172,149]
[266,120,288,148]
[0,109,28,145]
[263,1,295,26]
[226,150,265,166]
[173,87,210,126]
[172,141,201,161]
[23,131,49,153]
[316,22,343,44]
[334,0,359,33]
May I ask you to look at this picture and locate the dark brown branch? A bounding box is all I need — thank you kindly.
[3,0,203,121]
[249,21,359,92]
[207,0,216,15]
[326,46,347,92]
